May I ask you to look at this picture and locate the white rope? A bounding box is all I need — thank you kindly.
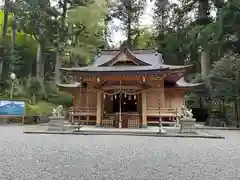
[122,89,142,95]
[99,90,121,95]
[99,89,143,96]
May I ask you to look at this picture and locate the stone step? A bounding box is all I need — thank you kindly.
[47,127,67,131]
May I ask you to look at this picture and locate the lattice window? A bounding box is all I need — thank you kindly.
[128,116,140,128]
[102,119,114,128]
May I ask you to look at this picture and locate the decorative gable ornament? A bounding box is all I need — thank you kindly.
[99,44,151,67]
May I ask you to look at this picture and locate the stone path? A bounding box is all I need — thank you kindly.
[196,123,240,130]
[0,125,239,180]
[23,124,224,139]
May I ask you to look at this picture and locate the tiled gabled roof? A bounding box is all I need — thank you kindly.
[61,47,192,73]
[92,49,163,67]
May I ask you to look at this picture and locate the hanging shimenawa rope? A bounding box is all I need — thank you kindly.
[99,89,121,96]
[122,89,142,95]
[99,89,143,96]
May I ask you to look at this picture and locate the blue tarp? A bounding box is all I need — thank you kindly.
[0,101,25,116]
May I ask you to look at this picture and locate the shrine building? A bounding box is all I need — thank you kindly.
[58,44,197,128]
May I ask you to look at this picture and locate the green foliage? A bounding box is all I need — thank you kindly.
[15,0,53,42]
[1,0,240,122]
[44,81,73,107]
[0,10,11,35]
[209,53,240,102]
[65,0,107,65]
[0,10,37,85]
[110,0,148,47]
[48,92,73,108]
[25,101,56,116]
[133,28,155,48]
[0,38,12,85]
[153,1,193,65]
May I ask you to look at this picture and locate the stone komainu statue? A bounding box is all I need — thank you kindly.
[52,105,64,117]
[181,105,193,118]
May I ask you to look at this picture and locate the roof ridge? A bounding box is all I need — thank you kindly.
[99,48,157,54]
[98,47,152,67]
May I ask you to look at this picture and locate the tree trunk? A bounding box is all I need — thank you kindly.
[11,15,17,73]
[12,16,17,51]
[234,101,240,128]
[0,58,3,81]
[36,42,45,93]
[238,102,240,128]
[61,0,67,24]
[104,15,110,49]
[126,0,132,49]
[198,0,209,21]
[200,50,211,78]
[54,51,61,84]
[198,0,211,79]
[36,43,41,79]
[73,57,79,67]
[2,0,9,38]
[54,25,61,84]
[0,0,10,81]
[54,0,68,84]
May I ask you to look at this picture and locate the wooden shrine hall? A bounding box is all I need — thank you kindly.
[58,44,198,128]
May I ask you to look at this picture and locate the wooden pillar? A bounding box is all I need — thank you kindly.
[86,86,89,125]
[141,90,147,128]
[96,91,102,127]
[160,89,165,108]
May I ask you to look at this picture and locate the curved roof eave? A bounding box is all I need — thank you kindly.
[57,82,81,88]
[60,68,171,75]
[60,64,193,72]
[162,64,193,70]
[176,77,203,87]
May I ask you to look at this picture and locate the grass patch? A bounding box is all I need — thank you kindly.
[26,101,57,116]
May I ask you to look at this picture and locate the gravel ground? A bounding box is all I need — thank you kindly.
[0,126,240,180]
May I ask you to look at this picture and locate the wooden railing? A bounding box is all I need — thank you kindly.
[146,108,182,126]
[102,113,118,128]
[127,114,140,128]
[102,119,114,128]
[69,106,97,115]
[102,113,141,128]
[68,106,183,127]
[68,106,97,125]
[146,108,182,117]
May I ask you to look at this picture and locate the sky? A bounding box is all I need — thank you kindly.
[111,0,155,45]
[111,0,181,46]
[1,0,204,46]
[0,0,157,45]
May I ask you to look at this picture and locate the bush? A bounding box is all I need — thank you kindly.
[26,101,57,116]
[48,91,73,107]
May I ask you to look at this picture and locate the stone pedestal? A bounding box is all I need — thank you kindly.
[47,116,66,131]
[141,124,148,128]
[96,123,101,127]
[180,117,196,133]
[206,110,226,127]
